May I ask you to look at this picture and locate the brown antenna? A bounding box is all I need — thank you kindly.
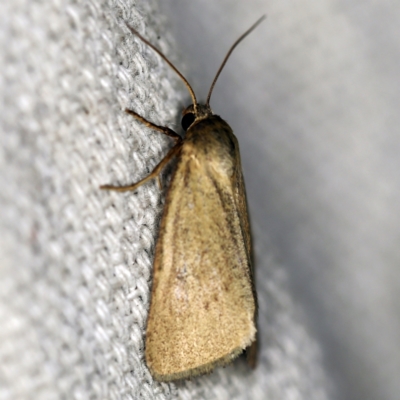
[125,23,198,114]
[206,15,266,107]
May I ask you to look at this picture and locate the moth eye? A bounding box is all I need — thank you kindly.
[181,113,195,131]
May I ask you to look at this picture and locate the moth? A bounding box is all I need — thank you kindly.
[101,16,265,381]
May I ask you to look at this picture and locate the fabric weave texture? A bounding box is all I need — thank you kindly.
[0,1,328,399]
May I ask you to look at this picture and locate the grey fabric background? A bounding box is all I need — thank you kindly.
[0,0,399,399]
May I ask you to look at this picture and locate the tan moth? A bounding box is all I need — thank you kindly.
[101,16,265,381]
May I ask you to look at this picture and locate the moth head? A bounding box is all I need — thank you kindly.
[181,104,213,131]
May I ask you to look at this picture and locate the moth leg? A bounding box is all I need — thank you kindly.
[100,142,182,192]
[125,108,182,142]
[156,175,162,190]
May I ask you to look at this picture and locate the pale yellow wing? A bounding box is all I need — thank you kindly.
[145,121,256,381]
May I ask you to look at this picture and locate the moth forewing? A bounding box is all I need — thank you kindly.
[145,116,256,381]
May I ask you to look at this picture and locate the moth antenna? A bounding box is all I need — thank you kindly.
[125,23,198,114]
[206,15,266,107]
